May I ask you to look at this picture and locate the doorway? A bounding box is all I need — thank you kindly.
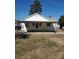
[36,23,38,28]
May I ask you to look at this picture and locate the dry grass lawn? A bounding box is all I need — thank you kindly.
[15,34,64,59]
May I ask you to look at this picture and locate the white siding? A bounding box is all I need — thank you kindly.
[25,22,56,31]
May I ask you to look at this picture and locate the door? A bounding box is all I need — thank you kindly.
[36,23,38,28]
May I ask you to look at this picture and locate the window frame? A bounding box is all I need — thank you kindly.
[47,23,51,27]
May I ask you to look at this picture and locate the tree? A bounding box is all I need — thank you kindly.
[58,16,64,29]
[29,0,42,15]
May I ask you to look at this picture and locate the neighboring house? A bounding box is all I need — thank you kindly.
[15,13,58,32]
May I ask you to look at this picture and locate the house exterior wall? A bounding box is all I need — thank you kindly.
[24,22,56,32]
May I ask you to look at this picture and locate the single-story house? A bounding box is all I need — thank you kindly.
[15,13,58,32]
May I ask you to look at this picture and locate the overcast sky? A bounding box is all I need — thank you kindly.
[15,0,64,20]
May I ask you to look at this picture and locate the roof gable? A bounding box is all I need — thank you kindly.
[23,13,57,22]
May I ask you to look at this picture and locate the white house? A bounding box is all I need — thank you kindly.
[16,13,58,32]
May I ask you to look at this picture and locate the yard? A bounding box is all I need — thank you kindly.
[15,33,64,59]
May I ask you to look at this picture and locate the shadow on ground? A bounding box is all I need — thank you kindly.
[15,33,30,39]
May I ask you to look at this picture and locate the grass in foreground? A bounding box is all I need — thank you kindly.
[16,34,64,59]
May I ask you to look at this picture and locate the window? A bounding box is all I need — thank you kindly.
[47,23,51,27]
[25,23,28,27]
[36,23,38,28]
[15,26,21,30]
